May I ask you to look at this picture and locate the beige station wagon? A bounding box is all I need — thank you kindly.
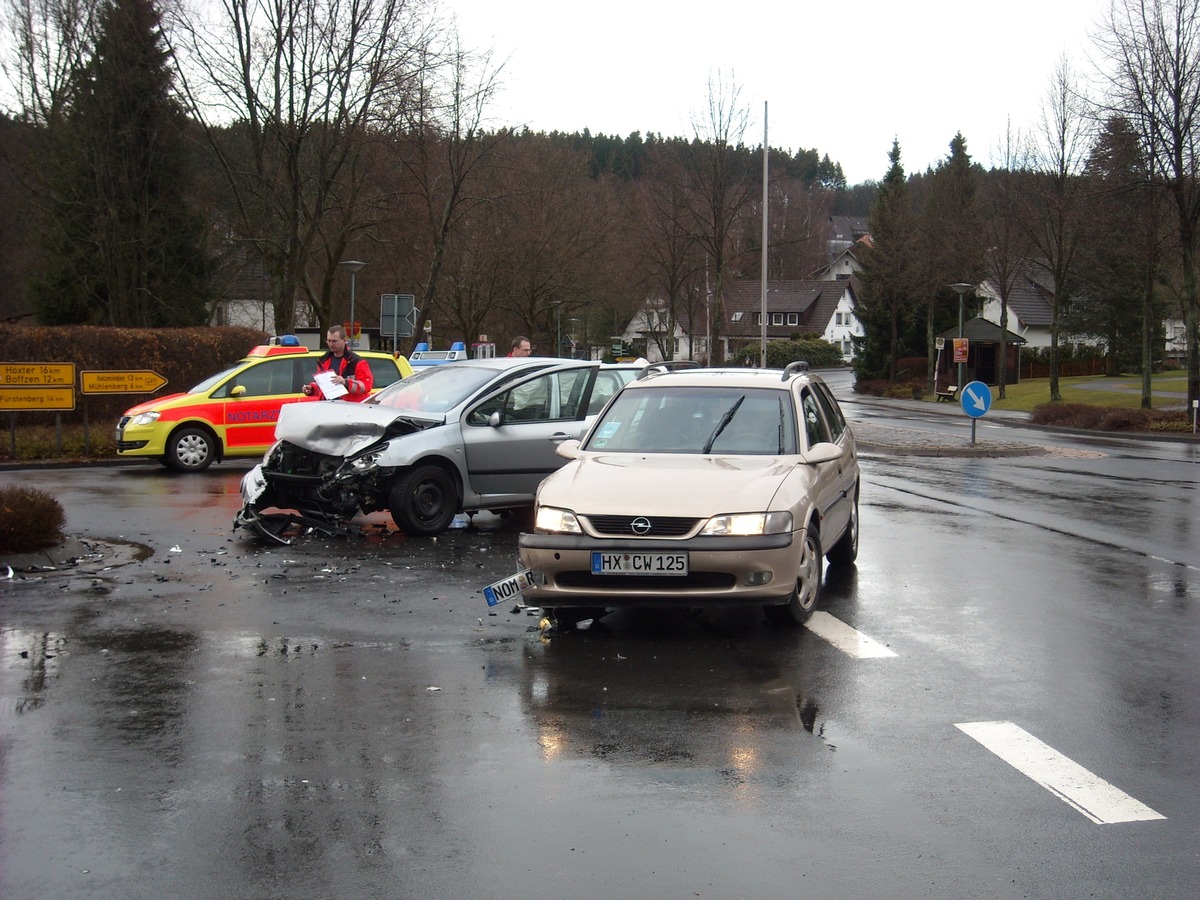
[517,362,860,626]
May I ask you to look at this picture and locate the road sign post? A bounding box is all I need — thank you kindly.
[959,380,992,446]
[380,294,418,352]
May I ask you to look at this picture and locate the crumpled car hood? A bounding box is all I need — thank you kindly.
[540,452,803,517]
[273,400,444,457]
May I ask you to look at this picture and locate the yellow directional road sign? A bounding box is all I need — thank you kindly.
[0,387,76,410]
[0,362,76,386]
[80,370,168,394]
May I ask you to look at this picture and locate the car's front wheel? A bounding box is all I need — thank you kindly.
[165,425,217,472]
[764,524,822,626]
[389,464,458,535]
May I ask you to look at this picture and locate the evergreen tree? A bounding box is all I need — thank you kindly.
[31,0,212,326]
[1075,116,1168,392]
[856,139,918,381]
[916,133,985,391]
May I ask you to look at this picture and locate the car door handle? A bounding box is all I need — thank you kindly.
[549,432,575,443]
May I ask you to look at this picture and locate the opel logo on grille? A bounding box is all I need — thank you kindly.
[630,517,652,535]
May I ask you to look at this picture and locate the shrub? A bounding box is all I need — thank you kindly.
[1030,403,1107,429]
[732,338,844,369]
[1031,402,1191,433]
[896,356,929,380]
[0,425,117,462]
[853,378,891,397]
[854,377,926,399]
[0,485,66,552]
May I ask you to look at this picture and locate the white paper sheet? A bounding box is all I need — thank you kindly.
[313,370,347,399]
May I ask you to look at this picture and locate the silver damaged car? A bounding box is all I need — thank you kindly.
[235,358,638,542]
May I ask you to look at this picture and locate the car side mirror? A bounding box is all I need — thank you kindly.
[803,442,842,464]
[556,439,581,460]
[231,385,246,397]
[488,411,502,428]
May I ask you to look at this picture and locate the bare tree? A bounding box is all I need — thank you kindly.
[490,135,617,350]
[631,139,707,360]
[682,70,755,364]
[387,36,507,322]
[981,122,1036,399]
[1095,0,1200,409]
[1022,56,1091,401]
[2,0,98,122]
[171,0,437,333]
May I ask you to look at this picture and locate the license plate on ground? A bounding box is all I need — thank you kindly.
[591,552,688,576]
[483,569,533,606]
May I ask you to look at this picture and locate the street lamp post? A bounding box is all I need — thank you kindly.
[950,282,973,389]
[340,260,366,348]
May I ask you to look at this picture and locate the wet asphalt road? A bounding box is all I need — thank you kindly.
[1,398,1198,899]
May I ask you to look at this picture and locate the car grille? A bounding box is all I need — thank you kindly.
[583,515,699,537]
[117,415,131,430]
[556,571,736,590]
[269,442,340,477]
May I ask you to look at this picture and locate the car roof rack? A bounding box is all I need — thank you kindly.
[781,360,809,381]
[636,360,702,380]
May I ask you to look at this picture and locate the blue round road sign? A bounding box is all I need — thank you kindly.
[959,380,993,418]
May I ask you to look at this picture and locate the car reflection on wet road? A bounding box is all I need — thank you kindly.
[1,411,1198,898]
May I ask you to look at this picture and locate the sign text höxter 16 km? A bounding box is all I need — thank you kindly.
[0,362,76,386]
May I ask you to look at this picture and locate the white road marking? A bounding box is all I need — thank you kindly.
[955,721,1166,824]
[804,611,897,658]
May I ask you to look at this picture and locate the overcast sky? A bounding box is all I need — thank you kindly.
[441,0,1114,185]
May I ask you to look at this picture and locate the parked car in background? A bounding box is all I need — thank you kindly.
[116,336,412,472]
[517,362,860,626]
[235,357,642,542]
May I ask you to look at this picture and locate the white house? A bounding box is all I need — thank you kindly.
[977,262,1184,362]
[623,279,862,364]
[976,267,1057,349]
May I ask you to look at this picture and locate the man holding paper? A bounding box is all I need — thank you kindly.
[302,325,374,401]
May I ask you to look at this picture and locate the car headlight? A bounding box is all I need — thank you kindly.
[131,411,161,426]
[535,506,582,534]
[347,450,383,473]
[701,511,792,536]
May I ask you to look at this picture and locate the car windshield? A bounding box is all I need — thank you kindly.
[585,386,798,455]
[189,365,242,394]
[369,364,502,413]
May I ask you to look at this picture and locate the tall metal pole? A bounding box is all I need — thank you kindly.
[340,260,366,347]
[760,101,768,368]
[950,282,973,389]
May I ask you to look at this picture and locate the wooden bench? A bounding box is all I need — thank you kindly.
[935,385,958,403]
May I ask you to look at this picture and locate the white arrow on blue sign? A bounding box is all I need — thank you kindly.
[959,380,993,419]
